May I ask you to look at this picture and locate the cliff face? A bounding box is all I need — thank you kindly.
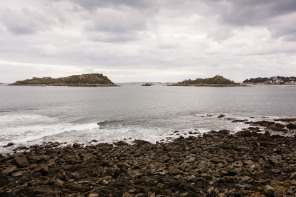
[11,73,116,87]
[173,75,238,86]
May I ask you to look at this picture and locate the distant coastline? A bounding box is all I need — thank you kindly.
[243,76,296,85]
[246,84,296,87]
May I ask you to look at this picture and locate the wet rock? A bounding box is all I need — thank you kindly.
[180,192,188,196]
[148,192,156,197]
[3,165,17,175]
[72,143,81,148]
[114,141,128,146]
[232,119,247,123]
[157,183,164,189]
[207,187,216,197]
[13,153,29,167]
[122,192,132,197]
[4,142,14,147]
[93,166,104,176]
[287,123,296,130]
[11,171,22,177]
[71,172,80,179]
[264,185,274,197]
[36,164,49,175]
[0,192,16,197]
[290,172,296,179]
[64,183,90,192]
[218,114,225,118]
[274,118,296,122]
[89,194,99,197]
[28,155,44,162]
[54,179,64,187]
[218,193,226,197]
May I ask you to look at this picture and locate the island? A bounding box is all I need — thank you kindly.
[10,73,116,87]
[171,75,243,87]
[243,76,296,85]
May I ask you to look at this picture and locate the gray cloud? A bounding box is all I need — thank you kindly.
[0,0,296,83]
[72,0,154,10]
[205,0,296,40]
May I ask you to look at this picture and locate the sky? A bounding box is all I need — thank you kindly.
[0,0,296,83]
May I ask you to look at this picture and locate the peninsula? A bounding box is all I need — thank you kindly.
[10,73,116,87]
[172,75,243,87]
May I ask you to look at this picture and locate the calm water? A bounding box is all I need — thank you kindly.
[0,84,295,153]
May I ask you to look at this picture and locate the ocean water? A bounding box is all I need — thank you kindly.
[0,84,296,153]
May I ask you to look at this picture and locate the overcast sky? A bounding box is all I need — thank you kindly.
[0,0,296,83]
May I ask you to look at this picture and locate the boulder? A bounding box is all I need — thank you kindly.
[264,185,274,197]
[36,164,49,175]
[13,153,29,167]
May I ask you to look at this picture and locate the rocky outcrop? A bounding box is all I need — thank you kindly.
[1,130,296,196]
[141,83,153,86]
[10,73,116,87]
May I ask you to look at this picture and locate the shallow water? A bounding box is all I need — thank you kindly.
[0,84,295,153]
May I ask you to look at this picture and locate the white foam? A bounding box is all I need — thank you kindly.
[0,113,99,148]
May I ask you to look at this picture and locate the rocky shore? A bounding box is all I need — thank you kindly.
[1,122,296,196]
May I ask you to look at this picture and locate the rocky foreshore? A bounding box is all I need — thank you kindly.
[1,126,296,197]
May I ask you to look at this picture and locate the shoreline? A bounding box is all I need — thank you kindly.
[1,127,296,196]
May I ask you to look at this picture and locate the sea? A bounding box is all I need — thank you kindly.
[0,83,296,153]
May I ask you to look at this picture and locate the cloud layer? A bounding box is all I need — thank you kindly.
[0,0,296,82]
